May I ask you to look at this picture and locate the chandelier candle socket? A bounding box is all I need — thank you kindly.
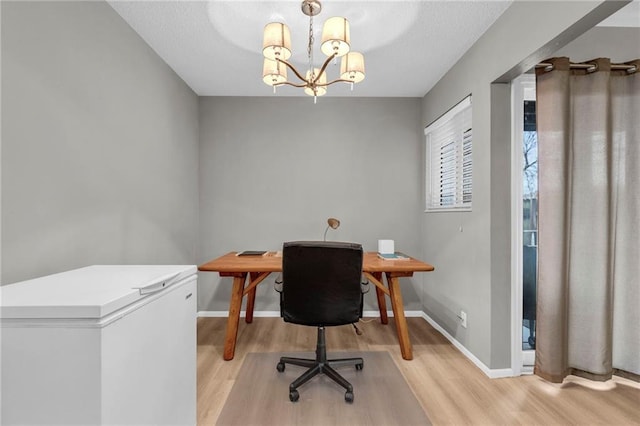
[262,0,366,102]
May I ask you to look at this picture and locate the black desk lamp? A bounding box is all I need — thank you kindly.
[323,217,340,241]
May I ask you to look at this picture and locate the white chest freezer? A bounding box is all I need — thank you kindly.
[0,265,198,426]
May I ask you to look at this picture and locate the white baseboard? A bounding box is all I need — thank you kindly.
[521,366,534,375]
[420,312,515,379]
[197,310,425,318]
[197,310,281,318]
[196,310,516,378]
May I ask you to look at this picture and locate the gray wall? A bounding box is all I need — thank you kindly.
[198,97,423,313]
[419,1,627,369]
[554,26,640,61]
[1,1,199,284]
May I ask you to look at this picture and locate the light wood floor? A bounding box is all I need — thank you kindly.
[197,317,640,425]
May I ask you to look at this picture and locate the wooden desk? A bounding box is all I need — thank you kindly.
[198,251,434,361]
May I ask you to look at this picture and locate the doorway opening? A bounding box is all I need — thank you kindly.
[511,74,537,371]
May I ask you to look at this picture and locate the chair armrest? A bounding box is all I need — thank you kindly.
[361,274,370,294]
[274,272,283,293]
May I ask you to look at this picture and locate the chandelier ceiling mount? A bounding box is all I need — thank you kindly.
[301,0,322,17]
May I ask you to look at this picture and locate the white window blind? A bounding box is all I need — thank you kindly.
[425,95,472,211]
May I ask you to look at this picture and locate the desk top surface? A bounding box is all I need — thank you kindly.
[198,251,434,274]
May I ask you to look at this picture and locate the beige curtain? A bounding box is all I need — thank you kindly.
[535,57,639,383]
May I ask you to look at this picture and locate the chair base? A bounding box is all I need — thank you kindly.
[277,326,363,403]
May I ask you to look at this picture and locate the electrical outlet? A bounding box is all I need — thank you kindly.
[460,310,467,328]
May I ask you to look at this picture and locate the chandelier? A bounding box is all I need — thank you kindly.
[262,0,366,102]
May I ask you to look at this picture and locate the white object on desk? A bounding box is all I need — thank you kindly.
[378,239,395,254]
[0,265,197,425]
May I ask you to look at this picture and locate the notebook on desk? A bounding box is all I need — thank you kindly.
[377,252,410,260]
[236,250,268,256]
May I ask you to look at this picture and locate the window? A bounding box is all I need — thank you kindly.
[425,95,472,211]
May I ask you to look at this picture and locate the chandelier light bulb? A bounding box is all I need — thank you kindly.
[263,22,292,61]
[340,52,365,83]
[304,68,327,97]
[262,58,288,86]
[321,17,350,57]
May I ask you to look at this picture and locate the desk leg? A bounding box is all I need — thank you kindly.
[223,273,247,361]
[372,272,388,324]
[386,273,413,360]
[246,273,259,324]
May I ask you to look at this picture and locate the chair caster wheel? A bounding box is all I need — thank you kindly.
[277,362,285,372]
[345,391,354,403]
[289,389,299,402]
[355,362,363,371]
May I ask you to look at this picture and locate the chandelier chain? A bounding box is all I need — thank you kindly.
[307,8,315,80]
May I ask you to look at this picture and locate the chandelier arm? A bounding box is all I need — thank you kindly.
[276,58,309,84]
[274,81,308,88]
[312,53,338,84]
[315,78,354,87]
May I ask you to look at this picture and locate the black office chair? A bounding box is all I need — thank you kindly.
[276,241,364,403]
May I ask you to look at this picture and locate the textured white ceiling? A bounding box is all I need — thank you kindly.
[597,0,640,27]
[107,1,515,97]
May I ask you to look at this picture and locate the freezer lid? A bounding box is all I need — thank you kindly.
[0,265,197,320]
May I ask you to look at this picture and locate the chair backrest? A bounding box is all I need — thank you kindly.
[281,241,364,327]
